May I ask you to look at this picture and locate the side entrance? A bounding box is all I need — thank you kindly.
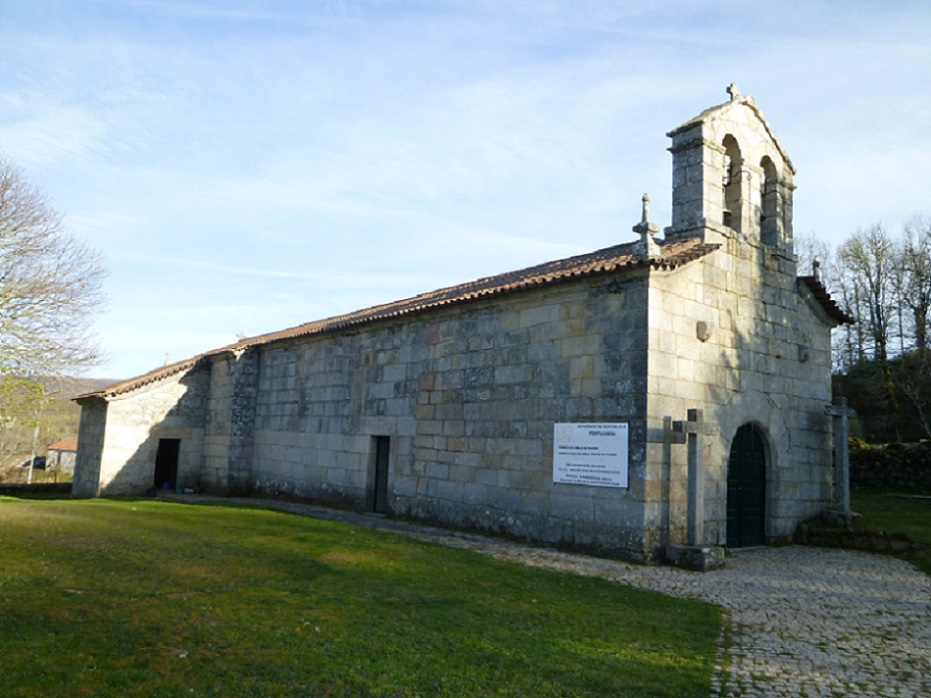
[726,424,766,548]
[153,438,180,491]
[371,436,390,514]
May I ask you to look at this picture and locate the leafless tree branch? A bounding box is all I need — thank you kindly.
[0,156,105,376]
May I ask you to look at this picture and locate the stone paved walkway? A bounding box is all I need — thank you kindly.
[166,495,931,697]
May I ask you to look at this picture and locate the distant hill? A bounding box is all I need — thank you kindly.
[0,376,121,479]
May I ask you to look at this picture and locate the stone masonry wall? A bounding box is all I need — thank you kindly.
[850,441,931,492]
[655,98,834,548]
[202,357,232,492]
[246,272,653,559]
[644,231,834,548]
[90,368,210,495]
[72,399,107,497]
[202,352,261,494]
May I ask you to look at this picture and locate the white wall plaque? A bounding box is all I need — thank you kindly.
[553,423,629,488]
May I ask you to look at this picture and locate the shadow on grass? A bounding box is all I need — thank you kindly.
[797,487,931,577]
[0,488,73,501]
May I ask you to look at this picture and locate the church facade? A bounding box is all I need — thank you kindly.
[73,90,851,562]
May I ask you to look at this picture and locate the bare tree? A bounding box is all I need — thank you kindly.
[897,216,931,353]
[795,233,835,282]
[837,225,895,367]
[0,156,105,376]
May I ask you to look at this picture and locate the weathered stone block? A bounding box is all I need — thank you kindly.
[665,544,725,571]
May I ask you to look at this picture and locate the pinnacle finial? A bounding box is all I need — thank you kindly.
[632,193,661,261]
[727,82,739,101]
[633,193,658,235]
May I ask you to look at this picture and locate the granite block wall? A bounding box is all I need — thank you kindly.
[75,367,210,496]
[243,273,653,558]
[644,231,834,548]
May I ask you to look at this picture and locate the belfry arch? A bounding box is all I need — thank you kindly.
[760,155,780,246]
[721,134,743,231]
[665,84,796,250]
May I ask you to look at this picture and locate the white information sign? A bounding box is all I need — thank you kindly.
[553,423,629,488]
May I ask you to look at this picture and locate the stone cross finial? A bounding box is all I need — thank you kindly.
[633,193,659,235]
[632,193,661,261]
[727,82,739,101]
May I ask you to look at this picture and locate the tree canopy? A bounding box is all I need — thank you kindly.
[0,156,105,377]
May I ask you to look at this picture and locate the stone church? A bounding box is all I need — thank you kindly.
[73,88,851,562]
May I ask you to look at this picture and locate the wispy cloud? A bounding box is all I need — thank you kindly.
[4,0,931,377]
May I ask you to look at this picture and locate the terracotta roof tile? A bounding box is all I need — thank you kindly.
[229,237,718,349]
[79,237,718,399]
[48,438,78,452]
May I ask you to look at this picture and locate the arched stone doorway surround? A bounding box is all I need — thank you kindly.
[712,389,791,547]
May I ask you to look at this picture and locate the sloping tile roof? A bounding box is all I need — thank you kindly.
[232,237,719,349]
[80,237,718,399]
[48,438,78,452]
[798,275,855,325]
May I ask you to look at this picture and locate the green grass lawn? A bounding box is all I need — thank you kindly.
[850,487,931,577]
[0,496,720,697]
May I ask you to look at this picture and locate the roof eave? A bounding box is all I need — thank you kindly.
[798,276,854,326]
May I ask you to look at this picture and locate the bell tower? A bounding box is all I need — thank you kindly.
[664,84,795,255]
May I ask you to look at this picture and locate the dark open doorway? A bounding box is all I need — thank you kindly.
[372,436,390,514]
[726,424,766,548]
[153,438,180,491]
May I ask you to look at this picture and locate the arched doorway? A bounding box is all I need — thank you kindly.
[726,424,766,547]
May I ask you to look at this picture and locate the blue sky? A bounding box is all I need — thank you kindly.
[1,1,930,379]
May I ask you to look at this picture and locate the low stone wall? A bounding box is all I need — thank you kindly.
[795,519,918,552]
[850,440,931,492]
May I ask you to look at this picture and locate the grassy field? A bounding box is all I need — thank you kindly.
[850,487,931,576]
[0,496,720,698]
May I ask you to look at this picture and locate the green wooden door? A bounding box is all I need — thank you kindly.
[726,424,766,548]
